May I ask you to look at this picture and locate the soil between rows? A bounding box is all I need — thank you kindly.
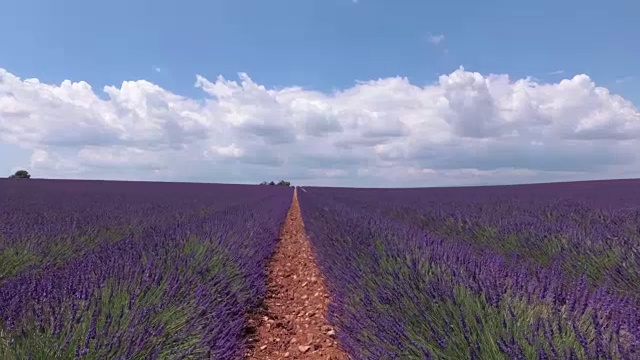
[244,189,349,360]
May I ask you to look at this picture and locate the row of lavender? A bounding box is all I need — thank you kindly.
[297,180,640,359]
[0,179,292,359]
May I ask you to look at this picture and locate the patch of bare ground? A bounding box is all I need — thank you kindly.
[244,189,349,360]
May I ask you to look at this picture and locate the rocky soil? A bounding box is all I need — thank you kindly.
[245,189,349,360]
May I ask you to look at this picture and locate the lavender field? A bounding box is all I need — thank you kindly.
[3,178,640,359]
[0,179,292,359]
[298,180,640,359]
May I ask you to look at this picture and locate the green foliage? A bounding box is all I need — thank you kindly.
[9,170,31,179]
[259,180,291,186]
[0,245,39,280]
[339,238,616,359]
[0,226,136,281]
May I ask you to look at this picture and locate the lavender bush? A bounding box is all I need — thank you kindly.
[0,179,292,359]
[298,180,640,360]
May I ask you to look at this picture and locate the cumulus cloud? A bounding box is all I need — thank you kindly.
[1,66,640,187]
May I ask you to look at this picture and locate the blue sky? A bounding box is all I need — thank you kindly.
[2,0,638,96]
[1,0,639,186]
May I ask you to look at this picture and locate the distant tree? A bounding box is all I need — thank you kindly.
[9,170,31,179]
[260,180,292,186]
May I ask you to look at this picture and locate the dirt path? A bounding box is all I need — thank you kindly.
[245,189,349,360]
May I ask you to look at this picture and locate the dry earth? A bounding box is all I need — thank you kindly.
[245,189,349,360]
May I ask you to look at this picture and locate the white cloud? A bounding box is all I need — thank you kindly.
[427,33,445,45]
[1,66,640,187]
[616,76,633,84]
[548,70,565,75]
[206,143,245,158]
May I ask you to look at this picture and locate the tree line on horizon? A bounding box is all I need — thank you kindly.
[6,171,295,187]
[259,180,291,187]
